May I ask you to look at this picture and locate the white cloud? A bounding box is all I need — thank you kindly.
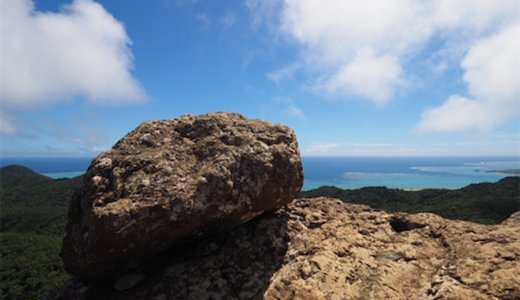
[319,48,403,104]
[0,0,145,107]
[430,0,519,31]
[462,24,520,104]
[250,0,519,106]
[276,0,433,103]
[417,23,520,132]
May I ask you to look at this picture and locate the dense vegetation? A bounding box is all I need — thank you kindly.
[0,165,82,300]
[301,176,520,224]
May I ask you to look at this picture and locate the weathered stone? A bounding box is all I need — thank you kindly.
[55,198,520,300]
[61,112,303,280]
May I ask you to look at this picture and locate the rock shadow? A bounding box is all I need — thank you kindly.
[389,217,426,233]
[55,209,290,300]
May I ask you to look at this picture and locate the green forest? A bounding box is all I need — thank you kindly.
[0,165,518,299]
[0,165,82,300]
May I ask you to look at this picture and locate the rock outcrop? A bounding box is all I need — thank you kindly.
[57,113,519,299]
[61,112,303,280]
[56,198,520,300]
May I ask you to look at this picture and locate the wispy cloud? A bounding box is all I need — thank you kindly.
[273,96,306,121]
[45,117,110,150]
[196,13,211,27]
[219,12,236,29]
[283,105,306,121]
[245,0,282,30]
[241,49,256,70]
[350,143,446,155]
[266,63,300,85]
[0,110,18,136]
[302,139,519,156]
[352,143,394,148]
[302,143,341,155]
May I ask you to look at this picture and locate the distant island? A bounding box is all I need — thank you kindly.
[487,169,520,175]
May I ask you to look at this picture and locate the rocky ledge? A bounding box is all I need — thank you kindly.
[55,198,520,300]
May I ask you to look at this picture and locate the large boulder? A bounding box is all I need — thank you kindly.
[61,112,303,280]
[54,198,520,300]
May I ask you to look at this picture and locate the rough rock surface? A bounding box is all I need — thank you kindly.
[61,112,303,280]
[56,198,520,300]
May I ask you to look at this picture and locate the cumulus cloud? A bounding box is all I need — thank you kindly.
[320,48,403,104]
[417,23,520,132]
[250,0,519,107]
[0,0,145,107]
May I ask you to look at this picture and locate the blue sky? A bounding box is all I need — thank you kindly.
[1,0,519,157]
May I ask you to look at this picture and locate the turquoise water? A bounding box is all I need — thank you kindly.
[0,157,91,179]
[42,171,85,179]
[302,156,520,190]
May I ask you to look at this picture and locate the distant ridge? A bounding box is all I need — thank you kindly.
[0,164,83,210]
[0,164,52,187]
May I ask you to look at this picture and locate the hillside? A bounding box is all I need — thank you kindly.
[0,165,83,300]
[300,176,520,224]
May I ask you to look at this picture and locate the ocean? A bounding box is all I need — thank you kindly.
[1,156,519,190]
[0,157,93,179]
[302,156,520,190]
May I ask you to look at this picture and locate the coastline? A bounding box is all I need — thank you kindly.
[42,171,85,179]
[487,169,520,175]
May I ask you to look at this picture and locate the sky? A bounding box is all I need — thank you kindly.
[1,0,519,157]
